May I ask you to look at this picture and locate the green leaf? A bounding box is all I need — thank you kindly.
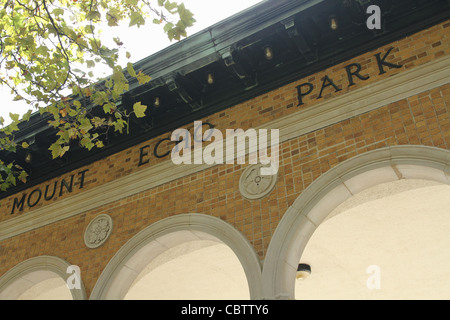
[52,8,65,16]
[6,173,16,186]
[113,118,127,133]
[106,9,121,27]
[21,110,33,122]
[86,60,96,68]
[84,24,95,34]
[9,113,20,123]
[127,62,137,77]
[165,1,178,13]
[81,137,95,150]
[86,10,101,21]
[49,142,70,158]
[163,22,174,33]
[18,170,28,183]
[49,143,62,159]
[133,102,147,118]
[129,11,145,27]
[113,37,123,46]
[79,118,93,133]
[0,0,196,192]
[136,71,151,85]
[103,103,114,114]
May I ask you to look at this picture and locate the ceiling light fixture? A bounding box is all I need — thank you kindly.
[296,263,312,280]
[207,73,214,85]
[329,15,338,30]
[154,96,161,107]
[25,152,32,164]
[264,46,274,60]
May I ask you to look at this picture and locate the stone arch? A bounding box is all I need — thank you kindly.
[0,256,87,300]
[90,213,263,300]
[262,145,450,300]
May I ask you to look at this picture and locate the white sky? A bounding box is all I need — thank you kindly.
[0,0,265,123]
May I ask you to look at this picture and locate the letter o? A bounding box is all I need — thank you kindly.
[27,188,42,208]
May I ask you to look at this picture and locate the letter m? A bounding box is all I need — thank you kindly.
[225,129,258,165]
[11,194,26,215]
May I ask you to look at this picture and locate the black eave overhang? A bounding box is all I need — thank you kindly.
[1,0,449,199]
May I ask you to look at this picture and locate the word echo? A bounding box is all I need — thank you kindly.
[10,169,89,215]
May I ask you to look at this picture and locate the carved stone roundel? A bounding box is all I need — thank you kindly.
[84,214,113,249]
[239,164,278,200]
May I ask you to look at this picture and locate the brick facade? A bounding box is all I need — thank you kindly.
[0,20,449,298]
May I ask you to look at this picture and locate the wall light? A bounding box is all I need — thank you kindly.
[296,263,312,280]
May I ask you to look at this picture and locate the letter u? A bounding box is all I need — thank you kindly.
[44,181,58,201]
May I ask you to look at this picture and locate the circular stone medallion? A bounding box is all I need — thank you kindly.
[239,163,278,200]
[84,214,113,249]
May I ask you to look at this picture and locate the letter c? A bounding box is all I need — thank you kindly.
[154,138,173,159]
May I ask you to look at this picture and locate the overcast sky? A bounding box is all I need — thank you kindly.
[0,0,265,123]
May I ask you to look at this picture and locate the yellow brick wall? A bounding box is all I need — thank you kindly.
[0,20,448,298]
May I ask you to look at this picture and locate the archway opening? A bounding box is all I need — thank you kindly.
[91,214,262,300]
[295,179,450,300]
[124,240,250,300]
[0,256,86,300]
[17,275,72,300]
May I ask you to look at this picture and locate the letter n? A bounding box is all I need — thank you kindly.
[59,175,75,196]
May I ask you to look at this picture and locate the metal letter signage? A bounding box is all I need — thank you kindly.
[138,122,215,166]
[296,47,403,106]
[10,169,89,215]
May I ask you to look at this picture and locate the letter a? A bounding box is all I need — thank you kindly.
[171,128,192,165]
[66,265,81,290]
[366,5,381,30]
